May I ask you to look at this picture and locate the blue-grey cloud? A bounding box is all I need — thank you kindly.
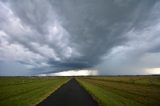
[0,0,160,75]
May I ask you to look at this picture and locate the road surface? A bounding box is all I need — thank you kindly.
[37,78,99,106]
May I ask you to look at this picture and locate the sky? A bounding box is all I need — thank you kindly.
[0,0,160,76]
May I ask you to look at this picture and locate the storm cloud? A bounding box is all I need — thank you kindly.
[0,0,160,75]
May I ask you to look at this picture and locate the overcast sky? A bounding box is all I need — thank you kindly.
[0,0,160,76]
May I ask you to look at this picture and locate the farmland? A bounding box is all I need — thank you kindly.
[0,77,69,106]
[77,75,160,106]
[0,76,160,106]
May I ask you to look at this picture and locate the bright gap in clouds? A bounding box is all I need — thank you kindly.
[145,68,160,75]
[37,69,98,76]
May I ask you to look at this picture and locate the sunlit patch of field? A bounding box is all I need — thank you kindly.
[0,77,69,106]
[77,75,160,106]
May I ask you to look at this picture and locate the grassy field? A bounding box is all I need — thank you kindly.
[1,76,160,106]
[0,77,69,106]
[77,75,160,106]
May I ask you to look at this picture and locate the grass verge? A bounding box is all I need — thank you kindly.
[0,77,69,106]
[77,76,160,106]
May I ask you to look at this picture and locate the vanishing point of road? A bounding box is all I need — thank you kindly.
[37,78,99,106]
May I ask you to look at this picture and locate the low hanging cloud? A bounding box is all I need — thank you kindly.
[0,0,160,75]
[38,69,98,76]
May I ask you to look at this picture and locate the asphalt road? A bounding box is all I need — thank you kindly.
[37,78,99,106]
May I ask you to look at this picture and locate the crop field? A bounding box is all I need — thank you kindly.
[0,77,69,106]
[77,75,160,106]
[1,76,160,106]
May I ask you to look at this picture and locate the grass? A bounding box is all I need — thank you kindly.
[0,76,69,106]
[1,76,159,106]
[77,75,160,106]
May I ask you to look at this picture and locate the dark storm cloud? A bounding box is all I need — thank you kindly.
[48,0,157,65]
[0,0,160,75]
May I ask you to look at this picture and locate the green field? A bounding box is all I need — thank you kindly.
[77,76,160,106]
[1,76,160,106]
[0,77,69,106]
